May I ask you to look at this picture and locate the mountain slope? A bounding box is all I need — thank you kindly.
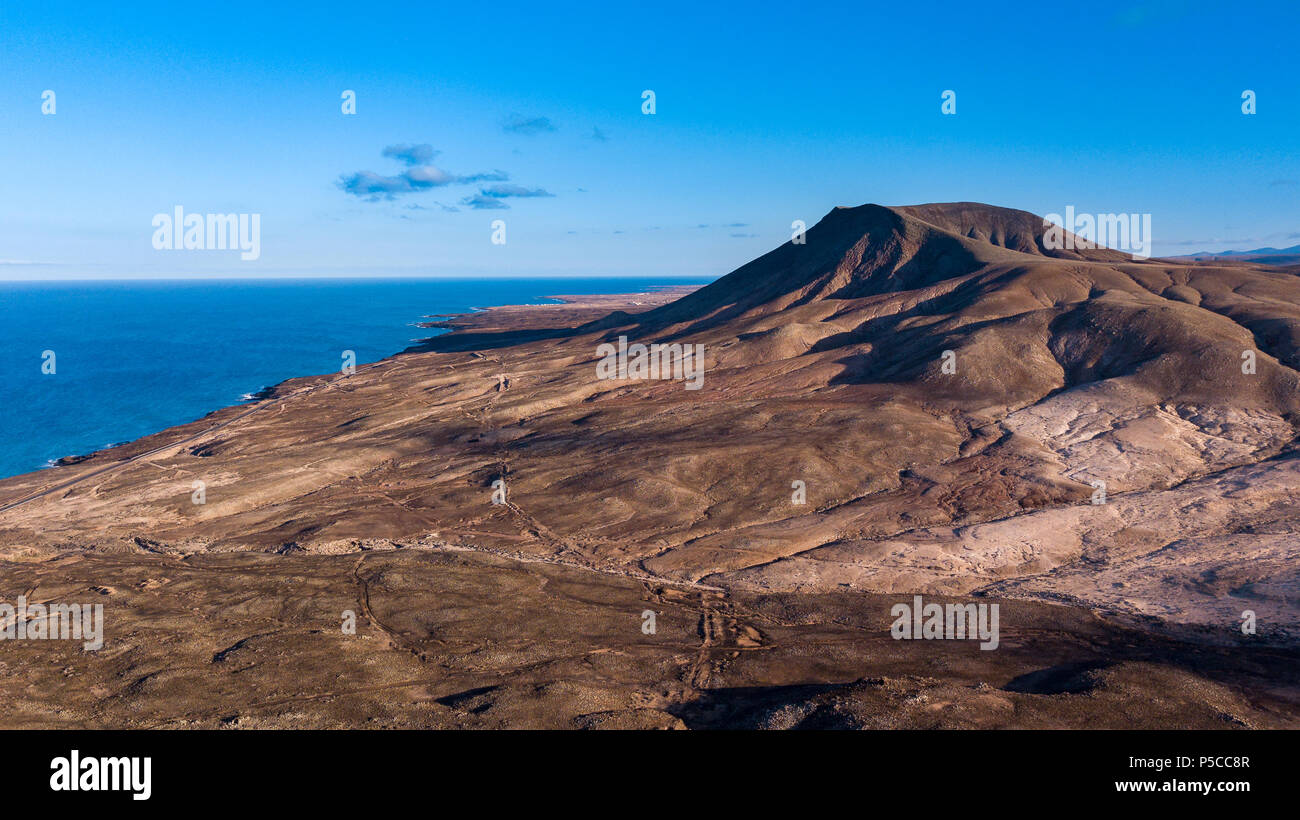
[629,202,1131,332]
[3,202,1299,644]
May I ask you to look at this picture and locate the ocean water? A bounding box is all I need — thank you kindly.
[0,277,706,480]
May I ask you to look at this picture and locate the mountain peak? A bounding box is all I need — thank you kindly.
[636,201,1131,329]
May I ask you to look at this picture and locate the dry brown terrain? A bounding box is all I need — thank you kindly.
[2,202,1298,728]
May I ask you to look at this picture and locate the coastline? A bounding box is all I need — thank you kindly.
[2,281,1293,650]
[12,285,702,484]
[1,282,1297,728]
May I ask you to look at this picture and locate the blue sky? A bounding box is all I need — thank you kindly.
[1,0,1297,279]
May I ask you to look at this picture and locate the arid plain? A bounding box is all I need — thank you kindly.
[2,203,1298,728]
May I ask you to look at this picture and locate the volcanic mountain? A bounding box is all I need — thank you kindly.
[3,202,1298,728]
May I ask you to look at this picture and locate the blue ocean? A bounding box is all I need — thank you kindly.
[0,278,706,480]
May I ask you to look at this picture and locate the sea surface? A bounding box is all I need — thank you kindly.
[0,277,707,480]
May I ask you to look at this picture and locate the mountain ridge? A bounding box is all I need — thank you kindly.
[624,202,1139,334]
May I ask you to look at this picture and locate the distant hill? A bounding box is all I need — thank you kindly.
[1172,243,1300,266]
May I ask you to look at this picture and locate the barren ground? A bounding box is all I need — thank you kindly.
[4,203,1298,728]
